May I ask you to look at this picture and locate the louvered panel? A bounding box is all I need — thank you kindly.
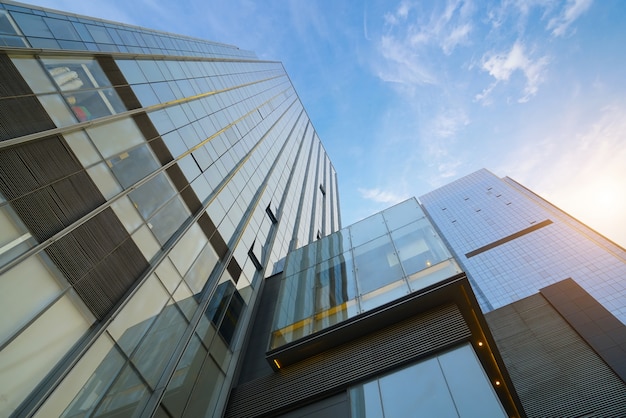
[47,209,149,319]
[12,187,66,241]
[0,53,33,97]
[0,142,41,200]
[486,294,626,418]
[14,135,81,182]
[226,304,470,418]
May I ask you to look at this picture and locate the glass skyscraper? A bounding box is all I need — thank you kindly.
[420,168,626,322]
[420,168,626,417]
[1,2,625,418]
[0,1,339,416]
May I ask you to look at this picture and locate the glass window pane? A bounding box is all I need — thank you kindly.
[438,344,506,417]
[0,11,19,35]
[149,196,189,244]
[155,257,182,294]
[392,219,452,276]
[11,12,51,37]
[0,203,35,267]
[378,357,457,417]
[41,57,110,90]
[92,363,150,416]
[349,380,384,418]
[184,242,218,294]
[349,213,387,247]
[0,252,64,342]
[34,334,117,418]
[132,301,188,388]
[108,144,160,188]
[86,24,112,43]
[44,17,80,40]
[183,355,224,417]
[173,281,197,321]
[353,235,404,295]
[161,335,207,417]
[86,162,122,199]
[132,224,161,261]
[168,223,208,277]
[37,93,76,127]
[115,59,146,84]
[131,83,160,107]
[110,196,143,234]
[86,117,145,159]
[382,198,425,230]
[107,274,169,355]
[10,56,56,94]
[129,173,176,219]
[0,292,91,416]
[62,129,101,167]
[218,289,244,345]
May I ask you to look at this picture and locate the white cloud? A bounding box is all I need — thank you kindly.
[547,0,593,37]
[358,187,409,204]
[375,0,474,86]
[477,41,549,103]
[376,35,437,86]
[432,109,469,138]
[442,23,472,55]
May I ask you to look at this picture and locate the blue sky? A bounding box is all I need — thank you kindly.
[27,0,626,247]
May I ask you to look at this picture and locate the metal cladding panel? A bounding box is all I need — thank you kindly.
[486,293,626,417]
[226,304,470,418]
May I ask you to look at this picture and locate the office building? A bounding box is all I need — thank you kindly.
[0,1,624,417]
[227,198,523,417]
[420,169,626,417]
[0,1,339,416]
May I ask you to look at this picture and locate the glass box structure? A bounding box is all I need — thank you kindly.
[227,199,522,417]
[270,198,461,349]
[0,2,339,417]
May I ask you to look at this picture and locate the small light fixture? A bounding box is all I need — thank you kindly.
[425,260,432,267]
[478,341,484,347]
[273,359,281,369]
[495,380,501,386]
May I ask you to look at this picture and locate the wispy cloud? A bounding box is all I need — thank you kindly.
[374,0,474,87]
[498,103,626,246]
[547,0,593,37]
[432,108,469,138]
[476,41,549,103]
[358,187,409,204]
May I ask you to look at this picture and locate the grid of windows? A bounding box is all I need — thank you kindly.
[420,169,626,322]
[271,198,461,348]
[0,2,340,417]
[0,2,254,58]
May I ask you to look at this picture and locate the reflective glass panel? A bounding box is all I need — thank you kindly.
[353,235,403,295]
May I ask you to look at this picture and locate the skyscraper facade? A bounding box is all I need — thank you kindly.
[227,198,523,418]
[420,168,626,322]
[0,2,339,416]
[420,169,626,416]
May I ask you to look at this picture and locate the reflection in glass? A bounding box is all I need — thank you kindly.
[270,198,461,349]
[349,213,386,247]
[107,144,159,188]
[131,301,188,388]
[92,363,150,417]
[349,344,506,418]
[353,235,403,295]
[392,219,451,276]
[129,173,176,219]
[349,380,384,418]
[61,344,126,417]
